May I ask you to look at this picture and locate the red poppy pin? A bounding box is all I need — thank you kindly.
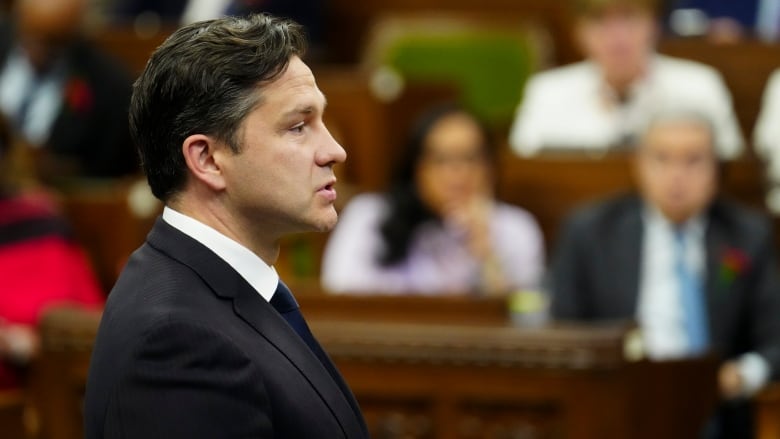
[718,247,750,286]
[64,77,94,114]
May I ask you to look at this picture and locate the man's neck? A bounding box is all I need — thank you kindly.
[167,199,281,266]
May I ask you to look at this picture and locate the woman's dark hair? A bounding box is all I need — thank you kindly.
[377,103,496,266]
[130,13,307,202]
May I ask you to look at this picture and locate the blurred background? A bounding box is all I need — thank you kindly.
[1,0,780,438]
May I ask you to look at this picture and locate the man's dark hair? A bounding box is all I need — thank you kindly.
[130,13,307,201]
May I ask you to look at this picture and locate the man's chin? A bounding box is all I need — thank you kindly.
[660,207,695,225]
[308,211,339,233]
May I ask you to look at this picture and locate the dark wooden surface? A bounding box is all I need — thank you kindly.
[756,384,780,439]
[0,390,26,439]
[24,296,780,439]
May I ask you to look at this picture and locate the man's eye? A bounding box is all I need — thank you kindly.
[290,122,305,134]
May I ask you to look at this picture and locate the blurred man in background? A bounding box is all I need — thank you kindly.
[0,0,136,180]
[550,110,780,438]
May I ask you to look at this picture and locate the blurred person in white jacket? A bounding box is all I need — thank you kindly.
[509,0,743,159]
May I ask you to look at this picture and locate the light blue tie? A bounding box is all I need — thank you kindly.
[674,229,709,355]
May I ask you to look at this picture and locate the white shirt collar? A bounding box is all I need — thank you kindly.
[593,55,658,106]
[641,203,706,240]
[162,206,278,301]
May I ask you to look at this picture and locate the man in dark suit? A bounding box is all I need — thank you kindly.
[83,14,368,438]
[550,110,780,438]
[0,0,136,179]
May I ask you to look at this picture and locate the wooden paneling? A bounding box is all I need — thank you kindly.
[658,39,780,145]
[27,297,780,439]
[29,307,102,439]
[325,0,576,65]
[297,293,510,326]
[0,390,27,439]
[756,384,780,439]
[59,180,160,292]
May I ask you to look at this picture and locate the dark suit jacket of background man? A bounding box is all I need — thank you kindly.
[0,21,137,178]
[84,219,368,438]
[551,193,780,376]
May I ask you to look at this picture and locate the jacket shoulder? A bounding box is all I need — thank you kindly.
[563,194,640,235]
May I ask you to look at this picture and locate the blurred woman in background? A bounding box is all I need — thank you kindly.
[322,104,544,296]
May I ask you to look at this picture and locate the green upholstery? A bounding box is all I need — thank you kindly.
[376,23,544,127]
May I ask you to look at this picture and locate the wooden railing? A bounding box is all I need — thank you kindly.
[22,297,780,439]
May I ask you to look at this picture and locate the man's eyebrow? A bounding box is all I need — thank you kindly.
[280,93,328,118]
[280,105,315,119]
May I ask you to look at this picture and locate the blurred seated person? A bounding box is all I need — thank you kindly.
[509,0,743,158]
[111,0,324,48]
[665,0,780,42]
[0,0,136,180]
[754,68,780,214]
[0,116,104,390]
[550,110,780,438]
[322,105,545,296]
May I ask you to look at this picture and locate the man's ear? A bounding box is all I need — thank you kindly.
[181,134,226,191]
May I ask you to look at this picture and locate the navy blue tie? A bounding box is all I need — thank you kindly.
[270,281,332,367]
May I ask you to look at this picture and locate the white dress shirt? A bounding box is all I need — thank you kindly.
[638,208,706,359]
[162,206,278,301]
[638,207,769,395]
[509,54,744,159]
[0,48,66,146]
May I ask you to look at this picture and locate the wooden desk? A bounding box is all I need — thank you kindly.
[756,383,780,439]
[0,390,27,439]
[297,292,510,326]
[33,297,780,439]
[312,319,718,439]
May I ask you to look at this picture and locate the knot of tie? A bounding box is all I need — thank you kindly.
[270,281,299,314]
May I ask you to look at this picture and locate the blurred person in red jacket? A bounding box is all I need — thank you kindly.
[0,115,103,389]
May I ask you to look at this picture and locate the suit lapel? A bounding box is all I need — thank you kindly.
[231,290,367,437]
[703,210,727,344]
[146,218,365,438]
[612,198,644,317]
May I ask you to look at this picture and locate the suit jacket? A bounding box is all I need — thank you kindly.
[550,193,780,377]
[84,219,368,438]
[0,22,137,178]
